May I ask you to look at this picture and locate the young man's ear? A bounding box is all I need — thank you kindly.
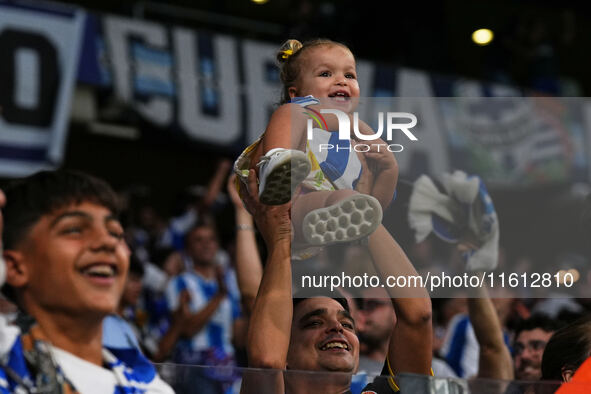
[562,367,574,383]
[3,250,29,288]
[288,87,297,99]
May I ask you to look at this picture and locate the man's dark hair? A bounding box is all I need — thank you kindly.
[1,170,120,303]
[292,290,351,315]
[514,314,565,341]
[541,316,591,381]
[293,297,350,313]
[2,170,120,250]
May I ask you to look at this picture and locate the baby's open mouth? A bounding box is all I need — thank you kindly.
[329,92,350,102]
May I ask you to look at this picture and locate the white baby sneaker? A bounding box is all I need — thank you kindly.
[257,148,311,205]
[301,194,382,246]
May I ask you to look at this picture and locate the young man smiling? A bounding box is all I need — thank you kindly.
[0,170,173,393]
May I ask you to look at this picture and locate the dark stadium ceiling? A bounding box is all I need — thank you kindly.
[58,0,591,95]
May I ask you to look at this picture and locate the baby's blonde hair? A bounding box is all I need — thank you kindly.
[276,38,353,104]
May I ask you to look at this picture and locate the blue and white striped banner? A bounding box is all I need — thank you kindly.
[0,2,84,177]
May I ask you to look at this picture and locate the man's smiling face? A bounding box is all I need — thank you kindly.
[287,297,359,373]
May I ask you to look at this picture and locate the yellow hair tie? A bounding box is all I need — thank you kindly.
[281,49,294,60]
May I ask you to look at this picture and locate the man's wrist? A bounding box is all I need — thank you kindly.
[267,238,291,256]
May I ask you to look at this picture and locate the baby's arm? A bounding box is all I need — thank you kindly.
[354,119,398,209]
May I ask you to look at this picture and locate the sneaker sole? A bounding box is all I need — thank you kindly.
[302,194,383,246]
[259,151,311,205]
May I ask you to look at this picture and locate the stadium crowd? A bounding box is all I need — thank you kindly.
[1,163,591,394]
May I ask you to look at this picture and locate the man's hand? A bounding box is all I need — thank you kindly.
[244,170,291,248]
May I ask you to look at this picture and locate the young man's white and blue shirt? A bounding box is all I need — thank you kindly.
[0,321,174,393]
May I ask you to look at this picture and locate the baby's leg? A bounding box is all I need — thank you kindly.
[262,101,347,154]
[252,104,346,206]
[262,104,309,153]
[252,106,311,205]
[292,190,383,247]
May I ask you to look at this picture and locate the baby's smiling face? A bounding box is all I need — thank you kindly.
[289,45,360,113]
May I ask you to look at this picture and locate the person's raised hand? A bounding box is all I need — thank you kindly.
[226,174,245,210]
[215,265,228,296]
[172,290,192,325]
[244,169,291,249]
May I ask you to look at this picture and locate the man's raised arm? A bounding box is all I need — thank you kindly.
[243,170,293,369]
[367,225,433,376]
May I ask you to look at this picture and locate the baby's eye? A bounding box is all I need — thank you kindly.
[319,71,331,77]
[345,73,356,79]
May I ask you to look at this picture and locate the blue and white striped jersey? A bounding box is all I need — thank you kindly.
[0,320,173,393]
[165,269,241,365]
[292,95,363,191]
